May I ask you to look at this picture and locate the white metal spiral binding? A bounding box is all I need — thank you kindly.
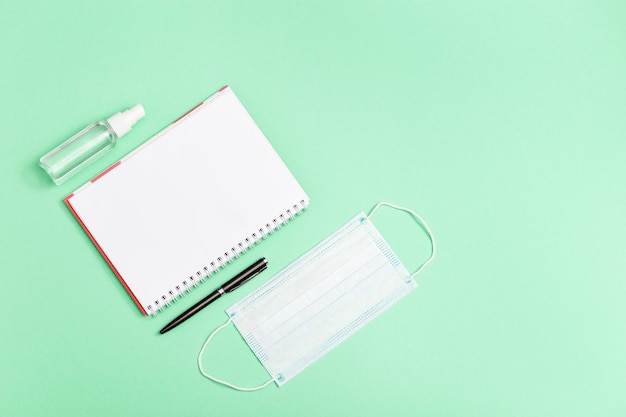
[146,199,309,316]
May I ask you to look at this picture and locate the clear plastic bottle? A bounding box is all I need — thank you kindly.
[40,104,145,185]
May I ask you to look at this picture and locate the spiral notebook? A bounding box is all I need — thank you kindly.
[65,86,310,316]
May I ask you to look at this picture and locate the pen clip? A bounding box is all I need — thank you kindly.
[227,270,260,292]
[224,258,268,293]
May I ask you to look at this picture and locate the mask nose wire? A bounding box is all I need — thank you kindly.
[367,201,436,278]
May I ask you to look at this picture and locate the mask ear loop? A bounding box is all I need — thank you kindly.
[367,201,436,278]
[198,316,275,391]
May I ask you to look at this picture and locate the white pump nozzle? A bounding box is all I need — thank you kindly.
[106,104,145,138]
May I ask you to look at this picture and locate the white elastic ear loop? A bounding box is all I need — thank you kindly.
[198,317,275,391]
[367,201,436,278]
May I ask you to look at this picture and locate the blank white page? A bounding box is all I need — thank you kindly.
[65,87,309,315]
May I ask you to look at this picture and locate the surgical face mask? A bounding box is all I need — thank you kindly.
[198,202,436,391]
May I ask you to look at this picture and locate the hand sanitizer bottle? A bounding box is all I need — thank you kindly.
[40,104,145,185]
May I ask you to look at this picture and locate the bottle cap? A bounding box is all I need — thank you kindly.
[106,104,146,138]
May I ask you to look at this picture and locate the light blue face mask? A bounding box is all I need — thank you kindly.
[198,202,436,391]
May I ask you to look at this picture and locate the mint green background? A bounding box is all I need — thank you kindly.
[1,1,625,415]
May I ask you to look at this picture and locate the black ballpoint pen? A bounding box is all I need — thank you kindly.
[160,258,268,334]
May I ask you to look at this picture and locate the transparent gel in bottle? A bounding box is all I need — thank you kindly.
[40,104,145,185]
